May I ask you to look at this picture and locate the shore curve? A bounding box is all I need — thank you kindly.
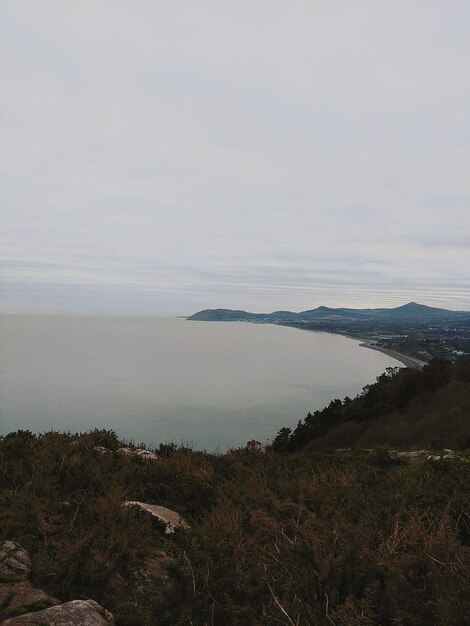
[359,341,426,370]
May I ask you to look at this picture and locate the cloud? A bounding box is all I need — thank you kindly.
[1,1,469,313]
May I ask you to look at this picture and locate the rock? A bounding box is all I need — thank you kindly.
[0,581,60,611]
[0,544,58,617]
[134,449,159,461]
[427,454,462,461]
[117,447,158,461]
[93,446,109,455]
[116,447,134,456]
[443,448,454,455]
[0,543,113,625]
[2,599,114,625]
[395,450,432,458]
[0,542,31,580]
[123,501,190,534]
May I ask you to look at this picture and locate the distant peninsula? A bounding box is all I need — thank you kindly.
[187,302,470,323]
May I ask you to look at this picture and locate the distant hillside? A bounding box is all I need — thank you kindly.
[187,308,254,321]
[272,356,470,453]
[188,302,470,323]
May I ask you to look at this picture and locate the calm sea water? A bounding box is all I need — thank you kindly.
[0,315,401,451]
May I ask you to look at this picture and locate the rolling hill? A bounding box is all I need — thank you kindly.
[188,302,470,323]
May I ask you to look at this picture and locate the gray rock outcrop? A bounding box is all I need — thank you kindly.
[123,501,190,534]
[0,542,113,625]
[427,454,465,461]
[0,542,31,580]
[2,600,113,625]
[117,447,159,461]
[395,450,432,458]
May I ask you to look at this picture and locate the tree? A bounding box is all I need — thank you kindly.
[272,427,292,452]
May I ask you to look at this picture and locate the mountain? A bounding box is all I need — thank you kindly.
[188,302,470,323]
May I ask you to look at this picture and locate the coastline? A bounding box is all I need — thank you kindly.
[294,326,427,370]
[358,341,426,370]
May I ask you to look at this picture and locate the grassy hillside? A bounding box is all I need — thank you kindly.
[304,379,470,452]
[1,427,469,625]
[273,357,470,453]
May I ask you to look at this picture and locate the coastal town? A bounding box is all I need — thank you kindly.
[286,317,470,363]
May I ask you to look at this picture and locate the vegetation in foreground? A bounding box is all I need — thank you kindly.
[0,358,469,625]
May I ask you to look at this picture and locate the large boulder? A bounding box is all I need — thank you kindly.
[2,599,114,625]
[124,501,190,534]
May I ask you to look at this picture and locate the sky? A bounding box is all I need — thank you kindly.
[1,1,469,315]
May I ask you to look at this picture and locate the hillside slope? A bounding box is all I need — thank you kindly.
[273,357,470,453]
[0,429,469,625]
[1,358,469,625]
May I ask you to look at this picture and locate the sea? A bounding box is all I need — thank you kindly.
[0,315,401,451]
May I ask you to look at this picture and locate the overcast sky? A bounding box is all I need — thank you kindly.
[1,1,469,315]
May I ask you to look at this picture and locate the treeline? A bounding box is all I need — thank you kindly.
[272,356,470,453]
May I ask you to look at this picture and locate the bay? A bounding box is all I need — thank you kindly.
[0,315,401,451]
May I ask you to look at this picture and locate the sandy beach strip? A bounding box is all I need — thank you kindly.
[296,326,427,370]
[359,341,426,370]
